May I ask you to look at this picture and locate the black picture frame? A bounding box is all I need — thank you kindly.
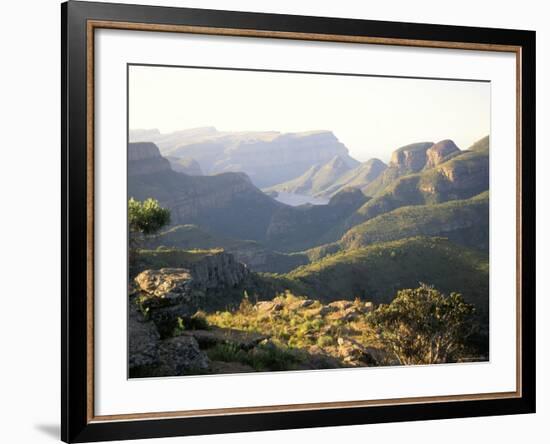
[61,1,536,442]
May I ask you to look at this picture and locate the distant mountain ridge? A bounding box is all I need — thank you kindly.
[128,135,489,273]
[128,142,283,241]
[315,158,388,198]
[265,154,358,196]
[130,127,359,188]
[128,142,369,251]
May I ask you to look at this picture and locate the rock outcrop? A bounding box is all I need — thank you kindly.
[347,139,488,232]
[158,336,209,375]
[128,301,161,374]
[389,142,434,172]
[167,157,203,175]
[181,327,268,351]
[128,299,209,377]
[128,147,284,241]
[425,139,460,168]
[189,252,250,289]
[364,142,434,197]
[135,268,193,298]
[134,252,250,336]
[128,142,172,176]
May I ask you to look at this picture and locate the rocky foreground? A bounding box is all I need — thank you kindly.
[129,262,391,378]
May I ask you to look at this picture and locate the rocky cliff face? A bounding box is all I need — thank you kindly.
[167,157,203,175]
[128,146,284,241]
[187,252,250,290]
[343,141,489,234]
[128,300,209,378]
[389,142,434,172]
[134,251,250,337]
[128,142,172,176]
[425,140,460,168]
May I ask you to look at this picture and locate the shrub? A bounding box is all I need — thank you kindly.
[368,284,475,365]
[206,342,300,372]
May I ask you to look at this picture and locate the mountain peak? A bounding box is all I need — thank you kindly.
[389,142,434,172]
[328,187,369,207]
[425,140,460,168]
[128,142,172,176]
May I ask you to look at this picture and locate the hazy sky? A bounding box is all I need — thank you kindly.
[129,65,490,163]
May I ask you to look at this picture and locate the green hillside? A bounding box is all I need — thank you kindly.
[316,158,387,198]
[265,187,369,252]
[146,224,308,273]
[333,142,489,239]
[266,155,356,196]
[341,191,489,252]
[469,135,490,152]
[129,169,283,242]
[284,237,489,313]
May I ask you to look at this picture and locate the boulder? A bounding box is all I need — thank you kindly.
[128,303,161,375]
[135,268,193,298]
[128,142,172,176]
[337,337,379,366]
[159,336,209,375]
[134,268,199,337]
[255,301,284,313]
[181,327,269,351]
[294,299,316,309]
[327,300,354,310]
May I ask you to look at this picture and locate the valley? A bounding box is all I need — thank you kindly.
[128,128,490,377]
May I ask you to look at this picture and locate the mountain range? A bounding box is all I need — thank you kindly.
[130,127,358,188]
[129,133,489,282]
[129,129,491,375]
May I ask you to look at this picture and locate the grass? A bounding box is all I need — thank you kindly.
[206,341,302,371]
[340,191,489,251]
[207,292,380,360]
[286,237,489,313]
[131,246,223,277]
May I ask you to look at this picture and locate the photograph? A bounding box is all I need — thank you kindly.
[127,64,491,378]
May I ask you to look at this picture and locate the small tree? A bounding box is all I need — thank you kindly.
[128,197,170,264]
[368,284,475,365]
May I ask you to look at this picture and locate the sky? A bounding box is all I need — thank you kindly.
[129,65,490,163]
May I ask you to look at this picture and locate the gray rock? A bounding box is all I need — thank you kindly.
[425,139,460,168]
[159,336,209,375]
[256,301,284,313]
[135,268,202,337]
[389,142,434,172]
[182,327,268,351]
[128,142,172,176]
[327,300,354,310]
[128,304,161,374]
[135,268,193,298]
[188,253,249,290]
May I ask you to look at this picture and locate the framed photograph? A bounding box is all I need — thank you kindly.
[61,1,535,442]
